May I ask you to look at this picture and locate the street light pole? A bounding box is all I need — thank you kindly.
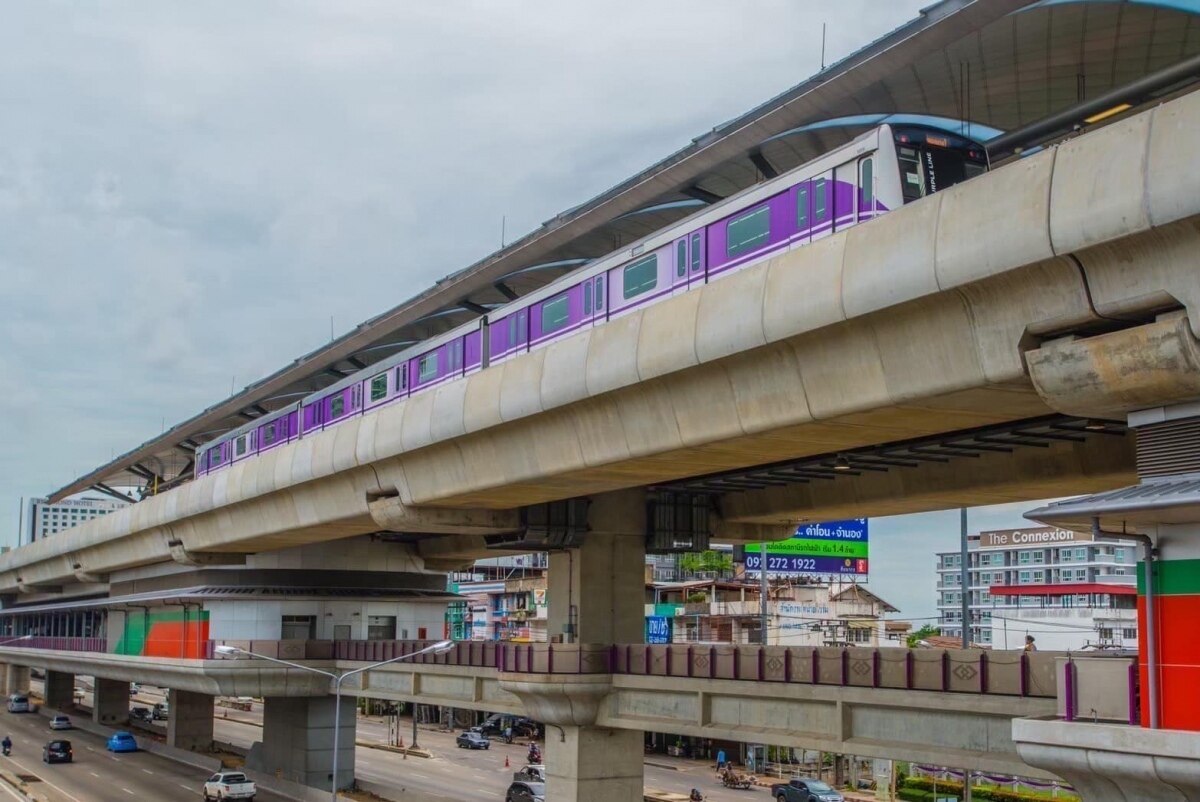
[216,639,453,801]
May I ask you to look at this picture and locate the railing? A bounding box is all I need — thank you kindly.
[1058,654,1139,724]
[0,637,106,653]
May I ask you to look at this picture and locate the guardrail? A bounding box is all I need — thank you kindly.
[1,636,106,652]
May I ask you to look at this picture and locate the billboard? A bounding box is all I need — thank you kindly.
[645,616,672,644]
[746,518,869,577]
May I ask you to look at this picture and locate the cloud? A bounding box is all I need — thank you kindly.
[0,1,930,543]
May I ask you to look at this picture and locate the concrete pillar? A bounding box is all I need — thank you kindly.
[92,677,128,726]
[1140,523,1200,730]
[245,695,355,791]
[166,689,214,752]
[544,490,646,802]
[44,671,74,710]
[3,665,30,697]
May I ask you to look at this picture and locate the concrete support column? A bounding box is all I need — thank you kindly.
[92,678,128,726]
[543,489,646,802]
[43,671,74,710]
[1140,523,1200,730]
[246,695,355,792]
[3,665,29,698]
[166,689,214,752]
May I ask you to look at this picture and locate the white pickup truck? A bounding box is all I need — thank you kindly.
[203,771,256,801]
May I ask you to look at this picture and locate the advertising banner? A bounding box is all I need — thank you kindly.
[645,615,672,644]
[746,518,869,577]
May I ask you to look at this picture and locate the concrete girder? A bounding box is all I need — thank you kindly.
[164,535,247,568]
[367,497,520,535]
[718,426,1135,525]
[3,91,1200,592]
[1028,312,1200,421]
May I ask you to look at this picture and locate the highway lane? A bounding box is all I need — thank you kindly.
[0,707,290,802]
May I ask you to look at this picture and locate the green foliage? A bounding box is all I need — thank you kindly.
[899,776,1071,802]
[906,624,942,648]
[897,790,938,802]
[679,550,734,576]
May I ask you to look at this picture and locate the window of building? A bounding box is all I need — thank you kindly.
[1033,551,1045,564]
[1019,571,1032,584]
[281,615,316,640]
[370,373,388,402]
[540,294,570,335]
[676,240,687,277]
[418,353,438,382]
[367,616,397,641]
[1018,551,1031,564]
[622,255,658,300]
[1122,628,1136,640]
[330,395,344,418]
[726,206,771,257]
[1060,549,1073,562]
[1076,547,1088,561]
[1114,549,1125,563]
[846,626,871,644]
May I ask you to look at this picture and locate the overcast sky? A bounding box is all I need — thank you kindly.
[0,1,1058,618]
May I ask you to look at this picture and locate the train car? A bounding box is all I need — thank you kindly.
[195,123,988,477]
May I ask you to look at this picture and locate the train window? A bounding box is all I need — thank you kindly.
[418,353,438,382]
[676,241,686,277]
[235,436,247,456]
[508,316,516,348]
[727,206,770,257]
[797,185,810,229]
[622,255,658,300]
[814,179,828,221]
[690,233,702,272]
[595,276,604,309]
[262,423,276,447]
[330,395,344,418]
[860,158,874,206]
[583,280,592,315]
[541,294,570,335]
[370,373,387,402]
[209,449,222,467]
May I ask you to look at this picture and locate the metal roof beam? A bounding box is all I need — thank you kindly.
[681,185,724,205]
[494,282,519,301]
[748,149,779,179]
[91,484,136,505]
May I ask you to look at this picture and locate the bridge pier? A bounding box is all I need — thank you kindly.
[44,670,74,710]
[246,695,355,792]
[0,664,29,697]
[166,689,213,752]
[93,677,128,726]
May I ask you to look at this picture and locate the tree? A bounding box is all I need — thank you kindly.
[679,550,734,576]
[906,624,941,648]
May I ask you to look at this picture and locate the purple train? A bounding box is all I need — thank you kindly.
[196,124,988,477]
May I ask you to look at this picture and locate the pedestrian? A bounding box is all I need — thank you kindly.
[716,748,726,771]
[1024,635,1037,652]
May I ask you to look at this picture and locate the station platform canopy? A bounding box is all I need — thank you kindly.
[55,0,1200,503]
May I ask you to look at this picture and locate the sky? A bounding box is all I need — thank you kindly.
[0,1,1063,619]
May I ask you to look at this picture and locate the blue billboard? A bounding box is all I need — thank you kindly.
[746,518,869,577]
[645,615,672,644]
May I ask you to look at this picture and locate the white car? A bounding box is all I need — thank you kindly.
[48,715,72,730]
[203,771,256,801]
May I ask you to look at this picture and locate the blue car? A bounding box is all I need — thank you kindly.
[106,732,137,753]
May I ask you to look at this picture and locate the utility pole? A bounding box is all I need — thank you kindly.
[960,508,970,648]
[759,542,769,645]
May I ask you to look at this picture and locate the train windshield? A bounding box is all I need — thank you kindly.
[894,127,988,204]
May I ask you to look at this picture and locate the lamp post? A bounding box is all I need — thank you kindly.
[216,639,453,801]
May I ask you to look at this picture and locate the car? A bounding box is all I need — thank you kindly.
[513,764,545,783]
[505,781,545,802]
[770,778,845,802]
[106,732,138,753]
[203,770,257,801]
[6,695,31,713]
[42,739,72,764]
[455,731,490,750]
[48,715,72,731]
[152,702,169,721]
[129,706,153,723]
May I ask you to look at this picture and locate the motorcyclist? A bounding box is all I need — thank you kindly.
[2,736,11,756]
[527,742,541,763]
[689,789,704,802]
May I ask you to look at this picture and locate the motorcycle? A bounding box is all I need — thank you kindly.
[2,738,11,757]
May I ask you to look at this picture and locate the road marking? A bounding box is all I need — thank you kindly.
[142,768,154,774]
[89,771,100,777]
[122,788,135,795]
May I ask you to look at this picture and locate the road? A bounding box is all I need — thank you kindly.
[0,705,290,802]
[45,679,765,801]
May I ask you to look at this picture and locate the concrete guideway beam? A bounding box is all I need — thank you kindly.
[1014,718,1200,801]
[5,90,1200,593]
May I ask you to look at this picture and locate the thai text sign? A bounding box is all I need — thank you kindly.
[746,518,869,576]
[645,616,672,644]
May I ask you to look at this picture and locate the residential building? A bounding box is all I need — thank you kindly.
[25,496,127,544]
[451,554,549,641]
[936,526,1138,650]
[647,579,900,647]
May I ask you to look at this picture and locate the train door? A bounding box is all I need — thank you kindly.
[688,230,704,285]
[858,155,876,223]
[593,275,606,322]
[515,308,528,355]
[833,161,857,232]
[810,171,833,241]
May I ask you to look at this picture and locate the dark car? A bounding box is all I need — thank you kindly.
[455,731,490,750]
[771,778,844,802]
[43,739,72,764]
[129,706,153,723]
[505,781,545,802]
